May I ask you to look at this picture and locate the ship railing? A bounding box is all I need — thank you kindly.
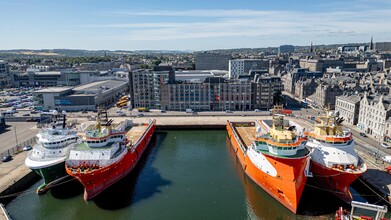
[228,122,247,153]
[130,119,156,153]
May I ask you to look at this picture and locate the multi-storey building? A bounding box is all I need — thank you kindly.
[375,42,391,52]
[357,93,391,139]
[33,80,128,111]
[195,52,231,70]
[294,78,318,100]
[253,75,282,109]
[132,67,281,111]
[278,45,295,54]
[282,68,323,94]
[300,58,344,72]
[314,83,344,109]
[131,69,155,108]
[131,66,175,109]
[160,82,211,111]
[335,94,362,125]
[0,60,11,88]
[228,59,269,79]
[152,66,175,109]
[12,69,110,87]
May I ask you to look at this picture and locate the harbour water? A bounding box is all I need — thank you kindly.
[5,130,385,219]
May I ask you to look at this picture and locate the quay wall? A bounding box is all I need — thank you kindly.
[0,171,40,205]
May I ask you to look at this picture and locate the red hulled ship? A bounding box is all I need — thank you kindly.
[65,109,156,200]
[226,106,312,213]
[305,107,367,203]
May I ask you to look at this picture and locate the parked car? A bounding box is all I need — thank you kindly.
[160,110,166,113]
[26,118,40,122]
[23,113,30,116]
[2,155,12,162]
[137,113,144,117]
[23,145,32,151]
[254,109,260,112]
[359,132,367,137]
[118,112,126,116]
[226,110,233,113]
[381,142,390,149]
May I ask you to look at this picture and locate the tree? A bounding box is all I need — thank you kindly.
[152,60,162,66]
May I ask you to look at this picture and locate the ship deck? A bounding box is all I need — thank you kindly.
[125,124,149,145]
[232,123,309,158]
[235,126,255,147]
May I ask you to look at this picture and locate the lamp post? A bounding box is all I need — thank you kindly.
[376,123,384,163]
[14,127,19,152]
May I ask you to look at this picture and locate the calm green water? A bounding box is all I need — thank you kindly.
[6,130,383,219]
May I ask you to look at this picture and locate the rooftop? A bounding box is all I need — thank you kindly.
[73,80,128,91]
[34,87,72,93]
[34,71,61,76]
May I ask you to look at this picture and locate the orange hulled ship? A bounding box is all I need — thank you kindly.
[226,106,312,213]
[65,109,156,200]
[305,107,367,203]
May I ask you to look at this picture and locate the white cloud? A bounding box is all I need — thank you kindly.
[85,8,391,43]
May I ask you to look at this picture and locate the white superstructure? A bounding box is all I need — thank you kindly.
[25,112,78,169]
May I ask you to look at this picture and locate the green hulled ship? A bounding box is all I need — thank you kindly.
[25,111,78,193]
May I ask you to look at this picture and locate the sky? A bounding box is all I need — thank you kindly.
[0,0,391,51]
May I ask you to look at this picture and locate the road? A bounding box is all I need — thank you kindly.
[283,91,391,158]
[0,122,39,155]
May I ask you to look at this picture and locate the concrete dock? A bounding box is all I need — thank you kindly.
[0,115,390,208]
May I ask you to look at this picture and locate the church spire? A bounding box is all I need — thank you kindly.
[310,42,313,53]
[370,36,374,50]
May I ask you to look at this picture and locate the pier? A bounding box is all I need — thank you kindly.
[0,115,390,208]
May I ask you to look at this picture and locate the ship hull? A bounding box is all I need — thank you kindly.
[32,162,67,193]
[310,160,363,203]
[66,122,156,200]
[226,122,309,214]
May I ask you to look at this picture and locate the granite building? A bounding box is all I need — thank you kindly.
[195,52,231,70]
[335,94,362,125]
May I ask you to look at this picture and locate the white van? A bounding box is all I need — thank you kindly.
[186,109,193,113]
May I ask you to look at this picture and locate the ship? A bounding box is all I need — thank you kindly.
[65,109,156,201]
[226,105,312,213]
[25,111,78,193]
[305,107,367,203]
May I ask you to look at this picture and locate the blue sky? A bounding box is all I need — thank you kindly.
[0,0,390,51]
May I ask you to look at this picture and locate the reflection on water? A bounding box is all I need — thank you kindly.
[94,133,171,210]
[226,136,336,219]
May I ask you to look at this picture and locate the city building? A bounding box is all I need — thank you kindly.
[252,74,282,109]
[130,69,155,109]
[357,93,391,140]
[33,80,129,111]
[375,42,391,52]
[132,66,281,111]
[294,78,318,100]
[282,68,323,94]
[12,69,118,87]
[228,59,269,79]
[299,58,344,72]
[335,94,362,125]
[130,66,175,109]
[337,45,368,53]
[0,60,11,88]
[278,45,295,54]
[195,52,231,70]
[160,81,213,111]
[313,83,344,109]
